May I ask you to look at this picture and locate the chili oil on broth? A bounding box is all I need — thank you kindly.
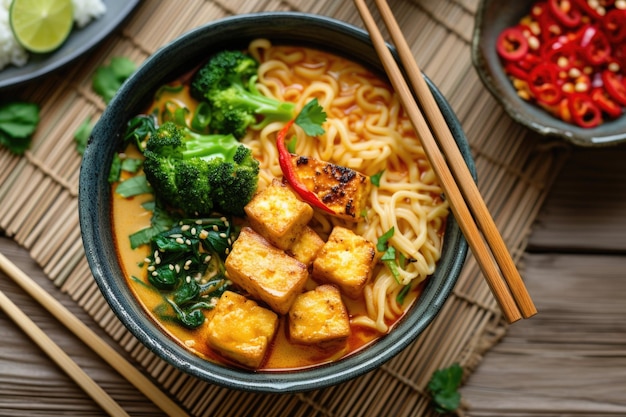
[111,40,447,371]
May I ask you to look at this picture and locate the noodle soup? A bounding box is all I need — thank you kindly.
[111,39,448,371]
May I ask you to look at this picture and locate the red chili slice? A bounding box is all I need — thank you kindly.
[544,38,586,69]
[528,62,563,105]
[601,70,626,106]
[602,9,626,44]
[496,27,529,61]
[571,0,604,20]
[548,0,582,28]
[568,92,603,127]
[591,87,623,117]
[578,24,612,65]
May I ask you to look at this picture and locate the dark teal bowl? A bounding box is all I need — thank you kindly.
[79,12,473,393]
[472,0,626,147]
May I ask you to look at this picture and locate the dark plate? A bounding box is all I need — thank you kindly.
[79,12,474,393]
[472,0,626,147]
[0,0,139,91]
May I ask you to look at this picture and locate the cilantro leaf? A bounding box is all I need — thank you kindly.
[115,175,153,197]
[0,102,40,155]
[370,170,384,187]
[92,57,137,103]
[295,98,326,136]
[74,116,93,155]
[427,363,463,414]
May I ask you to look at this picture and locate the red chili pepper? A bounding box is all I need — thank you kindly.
[602,9,626,44]
[571,0,604,20]
[544,38,586,69]
[601,70,626,106]
[276,119,335,215]
[496,27,529,61]
[591,87,623,117]
[528,62,563,105]
[578,24,611,65]
[568,92,603,127]
[548,0,582,28]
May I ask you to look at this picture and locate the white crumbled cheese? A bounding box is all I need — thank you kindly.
[0,0,107,71]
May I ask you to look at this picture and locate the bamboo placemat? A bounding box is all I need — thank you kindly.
[0,0,570,415]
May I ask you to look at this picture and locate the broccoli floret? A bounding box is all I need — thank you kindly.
[190,50,295,138]
[143,121,259,217]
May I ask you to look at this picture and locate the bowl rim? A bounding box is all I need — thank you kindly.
[79,11,473,393]
[472,0,626,147]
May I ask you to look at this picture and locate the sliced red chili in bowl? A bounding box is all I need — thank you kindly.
[602,9,626,44]
[528,62,563,105]
[602,70,626,106]
[548,0,582,28]
[496,27,529,61]
[578,24,612,65]
[568,92,603,127]
[591,87,623,117]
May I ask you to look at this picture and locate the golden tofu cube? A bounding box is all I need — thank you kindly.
[287,226,324,266]
[244,179,314,250]
[288,284,350,346]
[225,227,308,314]
[290,155,371,222]
[205,291,278,369]
[312,226,377,298]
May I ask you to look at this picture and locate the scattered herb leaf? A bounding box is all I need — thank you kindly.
[370,170,384,187]
[92,57,137,103]
[74,116,93,155]
[427,363,463,414]
[0,102,40,155]
[294,98,326,136]
[115,174,153,197]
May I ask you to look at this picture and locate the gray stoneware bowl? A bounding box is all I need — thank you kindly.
[79,12,474,393]
[472,0,626,147]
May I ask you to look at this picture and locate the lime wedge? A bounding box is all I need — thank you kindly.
[9,0,74,53]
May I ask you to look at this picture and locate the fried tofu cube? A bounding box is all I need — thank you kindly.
[225,227,308,314]
[288,284,350,346]
[287,226,324,266]
[244,179,314,250]
[312,226,377,298]
[290,155,371,222]
[205,291,278,369]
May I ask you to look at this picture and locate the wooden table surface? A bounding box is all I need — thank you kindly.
[2,143,625,416]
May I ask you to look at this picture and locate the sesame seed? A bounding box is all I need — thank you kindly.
[225,248,230,255]
[212,225,219,232]
[175,237,184,244]
[155,257,161,265]
[175,264,180,273]
[195,220,203,225]
[186,276,192,283]
[185,239,192,245]
[219,232,227,238]
[147,265,155,272]
[168,264,174,270]
[199,230,209,239]
[191,228,197,235]
[204,255,212,263]
[181,225,190,231]
[152,271,158,276]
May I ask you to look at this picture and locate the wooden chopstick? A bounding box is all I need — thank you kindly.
[0,252,191,417]
[370,0,537,320]
[0,288,130,417]
[354,0,536,322]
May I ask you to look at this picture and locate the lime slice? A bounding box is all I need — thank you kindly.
[9,0,74,53]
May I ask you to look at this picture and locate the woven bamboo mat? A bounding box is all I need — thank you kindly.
[0,0,571,415]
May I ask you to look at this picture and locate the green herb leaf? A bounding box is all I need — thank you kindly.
[287,135,297,153]
[108,153,122,184]
[74,116,93,155]
[370,170,384,187]
[115,175,153,197]
[428,363,463,414]
[0,102,40,155]
[121,157,143,173]
[376,227,395,252]
[92,57,136,103]
[295,98,326,136]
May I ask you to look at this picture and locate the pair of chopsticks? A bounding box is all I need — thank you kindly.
[354,0,537,323]
[0,252,190,417]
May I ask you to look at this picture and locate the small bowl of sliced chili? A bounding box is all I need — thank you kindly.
[472,0,626,146]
